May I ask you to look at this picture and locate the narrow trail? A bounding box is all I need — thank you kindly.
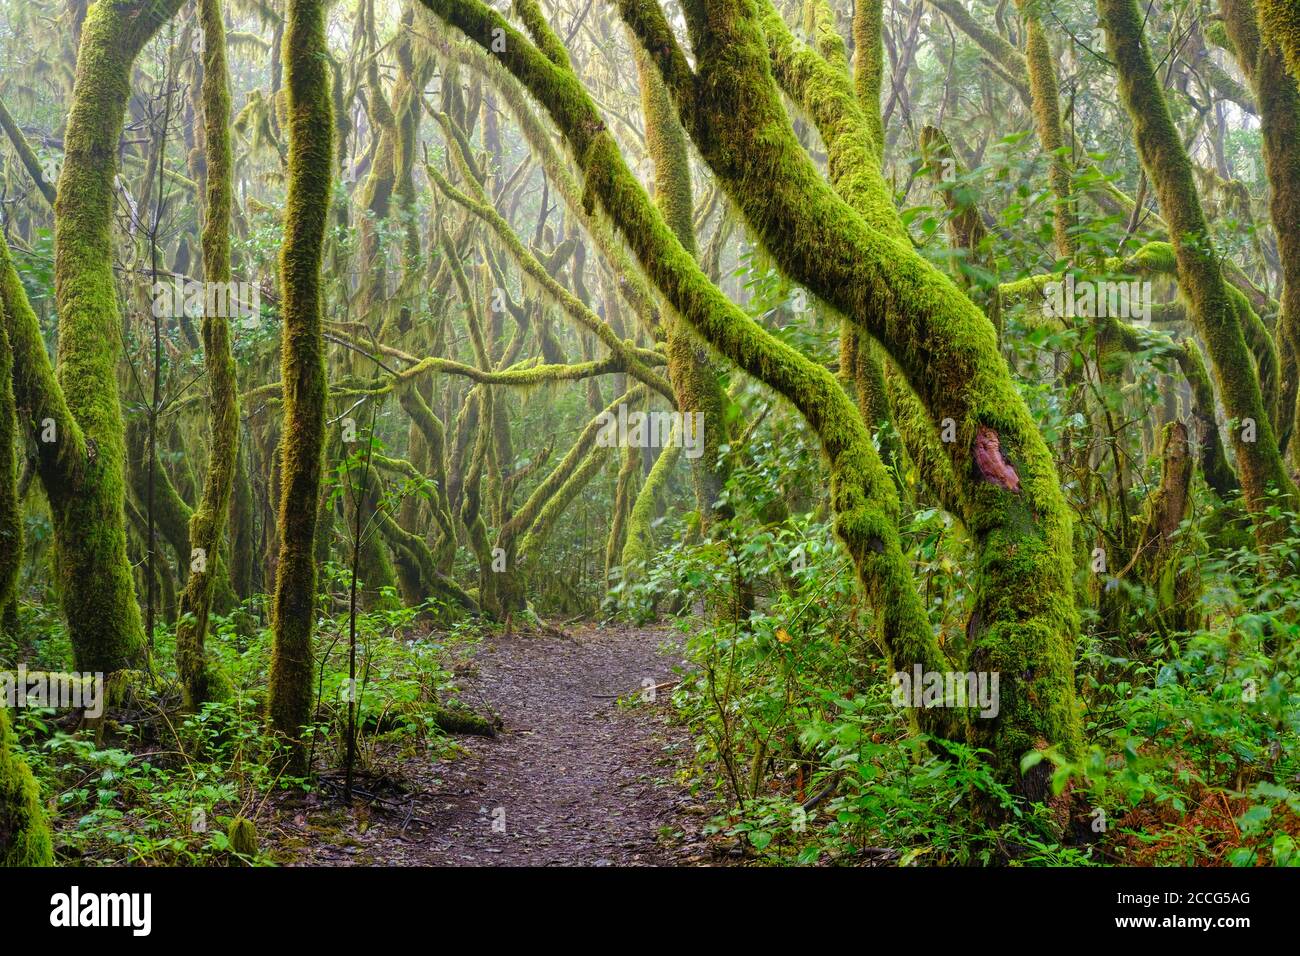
[280,625,720,866]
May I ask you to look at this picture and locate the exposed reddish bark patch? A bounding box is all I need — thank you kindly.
[973,425,1021,493]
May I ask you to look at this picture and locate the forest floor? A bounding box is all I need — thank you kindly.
[271,623,726,866]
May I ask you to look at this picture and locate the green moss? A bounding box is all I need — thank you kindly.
[1258,0,1300,82]
[422,0,960,750]
[1100,0,1296,518]
[0,96,56,205]
[176,0,242,712]
[1222,0,1300,467]
[267,0,334,772]
[0,706,53,867]
[851,0,885,149]
[0,322,18,636]
[49,0,186,674]
[633,39,693,250]
[1015,0,1075,258]
[227,815,258,858]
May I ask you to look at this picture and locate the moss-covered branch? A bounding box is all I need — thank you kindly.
[617,0,1081,790]
[1014,0,1076,259]
[0,96,57,205]
[426,158,676,402]
[418,0,959,752]
[630,27,731,535]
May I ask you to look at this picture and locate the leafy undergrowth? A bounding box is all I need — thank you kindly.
[608,402,1300,867]
[2,572,485,866]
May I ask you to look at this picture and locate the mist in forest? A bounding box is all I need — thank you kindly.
[0,0,1296,898]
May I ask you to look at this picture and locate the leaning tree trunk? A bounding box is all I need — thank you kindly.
[649,0,1080,793]
[176,0,241,710]
[420,0,964,760]
[267,0,333,772]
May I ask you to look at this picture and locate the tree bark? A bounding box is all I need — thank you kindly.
[267,0,334,772]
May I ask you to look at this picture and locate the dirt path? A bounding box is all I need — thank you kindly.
[279,625,720,866]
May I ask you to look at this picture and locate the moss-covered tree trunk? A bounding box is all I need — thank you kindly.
[846,0,907,484]
[713,0,1080,791]
[176,0,241,710]
[267,0,333,771]
[1015,0,1075,260]
[0,322,17,638]
[49,0,185,673]
[1135,421,1198,636]
[1098,0,1297,521]
[629,39,731,545]
[1221,0,1300,466]
[0,312,51,865]
[1257,0,1300,82]
[0,704,52,866]
[419,0,963,763]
